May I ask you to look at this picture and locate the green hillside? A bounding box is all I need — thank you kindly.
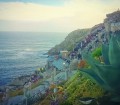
[48,29,90,55]
[60,71,104,105]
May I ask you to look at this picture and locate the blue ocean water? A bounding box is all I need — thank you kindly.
[0,32,66,86]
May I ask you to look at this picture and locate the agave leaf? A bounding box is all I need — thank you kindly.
[82,53,100,69]
[102,44,110,65]
[95,64,120,92]
[82,53,106,80]
[111,96,120,102]
[109,36,120,67]
[80,68,106,87]
[81,35,120,102]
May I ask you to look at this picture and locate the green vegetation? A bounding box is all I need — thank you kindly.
[109,36,120,68]
[92,47,102,62]
[80,35,120,102]
[36,71,104,105]
[48,29,90,54]
[61,71,104,105]
[9,89,23,97]
[102,44,109,64]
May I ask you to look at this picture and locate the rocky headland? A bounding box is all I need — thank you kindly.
[48,10,120,56]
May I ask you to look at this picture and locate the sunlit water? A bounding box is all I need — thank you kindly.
[0,32,66,86]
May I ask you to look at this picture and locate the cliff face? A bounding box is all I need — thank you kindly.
[104,10,120,32]
[48,23,105,55]
[48,10,120,55]
[48,29,90,55]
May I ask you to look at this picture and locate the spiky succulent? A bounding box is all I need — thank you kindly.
[80,34,120,102]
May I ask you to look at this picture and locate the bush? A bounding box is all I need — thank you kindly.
[92,47,102,62]
[78,60,87,68]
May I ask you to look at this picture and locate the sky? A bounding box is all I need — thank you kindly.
[0,0,120,32]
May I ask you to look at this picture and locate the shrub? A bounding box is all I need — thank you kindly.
[78,60,87,68]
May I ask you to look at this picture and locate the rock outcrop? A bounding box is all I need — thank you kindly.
[104,10,120,32]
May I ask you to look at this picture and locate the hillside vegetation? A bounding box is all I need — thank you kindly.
[60,71,104,105]
[48,29,90,55]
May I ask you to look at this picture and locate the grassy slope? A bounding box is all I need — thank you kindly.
[48,29,90,54]
[61,71,104,105]
[36,71,104,105]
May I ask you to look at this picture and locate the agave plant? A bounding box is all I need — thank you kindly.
[80,34,120,102]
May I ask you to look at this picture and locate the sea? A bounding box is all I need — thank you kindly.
[0,32,66,86]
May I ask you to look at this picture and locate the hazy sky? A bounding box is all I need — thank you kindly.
[0,0,120,32]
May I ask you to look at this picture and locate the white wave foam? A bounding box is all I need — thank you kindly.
[24,48,33,51]
[15,48,36,59]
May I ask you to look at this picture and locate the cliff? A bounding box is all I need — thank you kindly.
[104,10,120,32]
[48,10,120,55]
[48,29,90,55]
